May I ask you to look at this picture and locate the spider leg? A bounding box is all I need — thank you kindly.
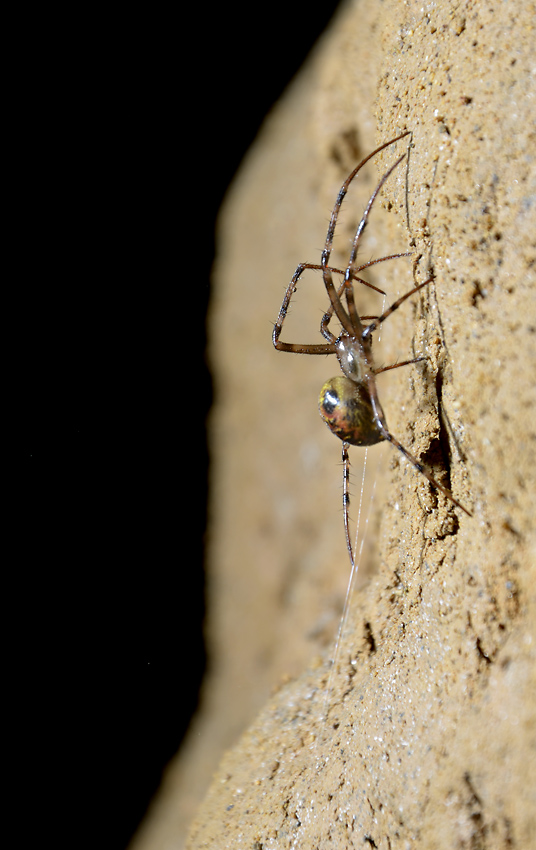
[342,442,355,569]
[273,262,338,353]
[387,431,471,516]
[322,132,411,337]
[322,262,356,337]
[320,274,379,339]
[320,253,414,340]
[365,377,472,516]
[374,357,427,374]
[273,261,393,353]
[306,264,387,295]
[341,155,411,334]
[322,131,411,269]
[363,279,432,339]
[353,252,413,275]
[344,154,408,285]
[361,275,470,514]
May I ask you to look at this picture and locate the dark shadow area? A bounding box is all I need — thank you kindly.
[16,3,342,849]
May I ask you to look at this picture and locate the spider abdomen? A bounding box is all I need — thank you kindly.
[318,376,384,447]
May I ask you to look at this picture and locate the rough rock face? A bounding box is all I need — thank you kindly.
[132,1,536,847]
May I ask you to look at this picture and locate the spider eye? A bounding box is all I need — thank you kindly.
[318,376,384,447]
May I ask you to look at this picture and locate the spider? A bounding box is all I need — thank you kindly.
[273,131,471,567]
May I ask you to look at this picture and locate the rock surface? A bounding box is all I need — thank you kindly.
[132,1,536,847]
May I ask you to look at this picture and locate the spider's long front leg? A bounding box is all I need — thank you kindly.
[322,131,411,270]
[321,137,411,337]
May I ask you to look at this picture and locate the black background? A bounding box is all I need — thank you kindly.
[16,3,341,847]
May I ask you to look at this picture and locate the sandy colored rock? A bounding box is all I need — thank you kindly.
[132,1,536,847]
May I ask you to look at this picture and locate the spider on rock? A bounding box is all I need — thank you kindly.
[273,131,471,567]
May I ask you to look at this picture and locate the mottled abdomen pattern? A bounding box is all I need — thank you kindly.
[318,376,386,447]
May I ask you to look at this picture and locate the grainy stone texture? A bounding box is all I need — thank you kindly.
[131,1,536,847]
